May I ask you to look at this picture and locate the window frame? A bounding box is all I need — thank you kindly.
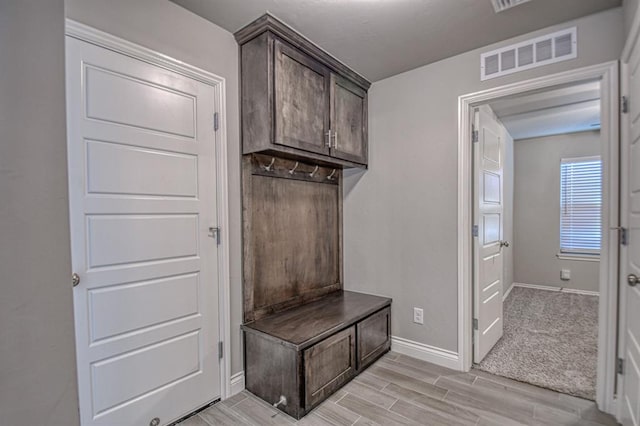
[558,155,602,260]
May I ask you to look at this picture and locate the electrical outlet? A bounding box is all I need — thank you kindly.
[561,269,571,281]
[413,307,424,324]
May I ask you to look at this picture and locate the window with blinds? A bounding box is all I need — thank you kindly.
[560,156,602,255]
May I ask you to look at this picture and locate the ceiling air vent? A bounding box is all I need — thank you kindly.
[491,0,532,13]
[480,27,577,81]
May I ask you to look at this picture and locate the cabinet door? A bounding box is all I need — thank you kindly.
[357,307,390,370]
[274,39,331,155]
[304,326,356,410]
[330,73,368,165]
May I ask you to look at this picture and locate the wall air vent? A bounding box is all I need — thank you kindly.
[491,0,532,13]
[480,27,577,81]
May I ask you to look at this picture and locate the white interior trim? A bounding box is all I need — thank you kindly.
[65,19,234,401]
[502,283,515,301]
[230,371,245,397]
[391,336,461,371]
[512,282,599,296]
[458,61,619,414]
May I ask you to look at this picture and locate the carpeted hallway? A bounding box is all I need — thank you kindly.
[476,286,599,400]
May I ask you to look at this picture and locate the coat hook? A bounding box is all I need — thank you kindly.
[327,169,337,181]
[309,165,319,177]
[289,161,299,175]
[263,157,275,172]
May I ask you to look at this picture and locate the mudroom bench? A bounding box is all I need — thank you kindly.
[241,290,391,419]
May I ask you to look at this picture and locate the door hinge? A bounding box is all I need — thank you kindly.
[622,96,629,114]
[621,227,629,246]
[214,112,219,131]
[617,358,624,375]
[472,225,479,237]
[218,341,224,360]
[208,226,221,245]
[473,318,479,330]
[471,124,479,143]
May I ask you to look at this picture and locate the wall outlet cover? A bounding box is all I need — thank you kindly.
[413,307,424,324]
[561,269,571,280]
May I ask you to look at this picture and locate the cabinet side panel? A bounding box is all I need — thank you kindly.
[241,33,272,153]
[244,332,301,418]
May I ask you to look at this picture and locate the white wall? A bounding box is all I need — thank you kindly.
[513,131,601,292]
[344,8,624,353]
[0,1,80,425]
[65,0,244,375]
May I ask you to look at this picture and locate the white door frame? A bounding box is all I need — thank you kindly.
[457,61,620,414]
[64,20,233,400]
[619,6,640,424]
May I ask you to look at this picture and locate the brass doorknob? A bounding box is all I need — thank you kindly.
[628,274,639,287]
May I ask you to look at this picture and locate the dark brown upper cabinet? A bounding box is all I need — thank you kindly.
[236,14,370,168]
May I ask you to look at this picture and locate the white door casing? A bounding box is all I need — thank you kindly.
[620,14,640,425]
[66,36,221,426]
[473,105,506,363]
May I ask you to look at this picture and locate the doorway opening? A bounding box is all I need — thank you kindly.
[473,81,602,400]
[457,61,620,414]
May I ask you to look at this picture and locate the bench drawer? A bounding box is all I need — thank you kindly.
[304,326,356,410]
[357,307,391,369]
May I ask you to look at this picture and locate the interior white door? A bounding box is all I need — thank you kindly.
[621,25,640,426]
[473,105,506,363]
[66,37,220,426]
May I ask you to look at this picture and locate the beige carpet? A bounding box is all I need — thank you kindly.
[476,286,598,400]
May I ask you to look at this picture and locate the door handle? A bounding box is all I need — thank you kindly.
[72,273,80,287]
[628,274,639,287]
[325,130,332,148]
[333,131,338,149]
[499,241,510,248]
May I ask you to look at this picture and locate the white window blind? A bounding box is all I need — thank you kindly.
[560,156,602,255]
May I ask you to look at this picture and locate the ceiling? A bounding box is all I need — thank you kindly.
[490,81,601,140]
[172,0,621,82]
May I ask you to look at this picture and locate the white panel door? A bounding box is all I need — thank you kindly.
[66,37,220,426]
[473,105,506,363]
[621,26,640,426]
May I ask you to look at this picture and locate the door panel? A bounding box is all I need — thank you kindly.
[621,25,640,426]
[357,307,391,370]
[304,326,356,410]
[330,73,368,164]
[67,37,220,426]
[274,39,330,155]
[474,105,506,363]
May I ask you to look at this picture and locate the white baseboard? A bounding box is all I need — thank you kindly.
[502,283,515,301]
[512,282,599,296]
[229,371,245,397]
[391,336,461,371]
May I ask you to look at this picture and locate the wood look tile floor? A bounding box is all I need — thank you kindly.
[178,352,618,426]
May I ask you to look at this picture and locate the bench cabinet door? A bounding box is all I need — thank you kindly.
[357,307,391,370]
[304,326,356,410]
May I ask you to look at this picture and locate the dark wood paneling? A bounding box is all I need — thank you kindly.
[244,332,301,418]
[242,154,342,322]
[274,40,330,155]
[234,13,371,90]
[330,74,368,165]
[357,307,391,370]
[240,32,272,155]
[304,327,356,410]
[242,291,391,349]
